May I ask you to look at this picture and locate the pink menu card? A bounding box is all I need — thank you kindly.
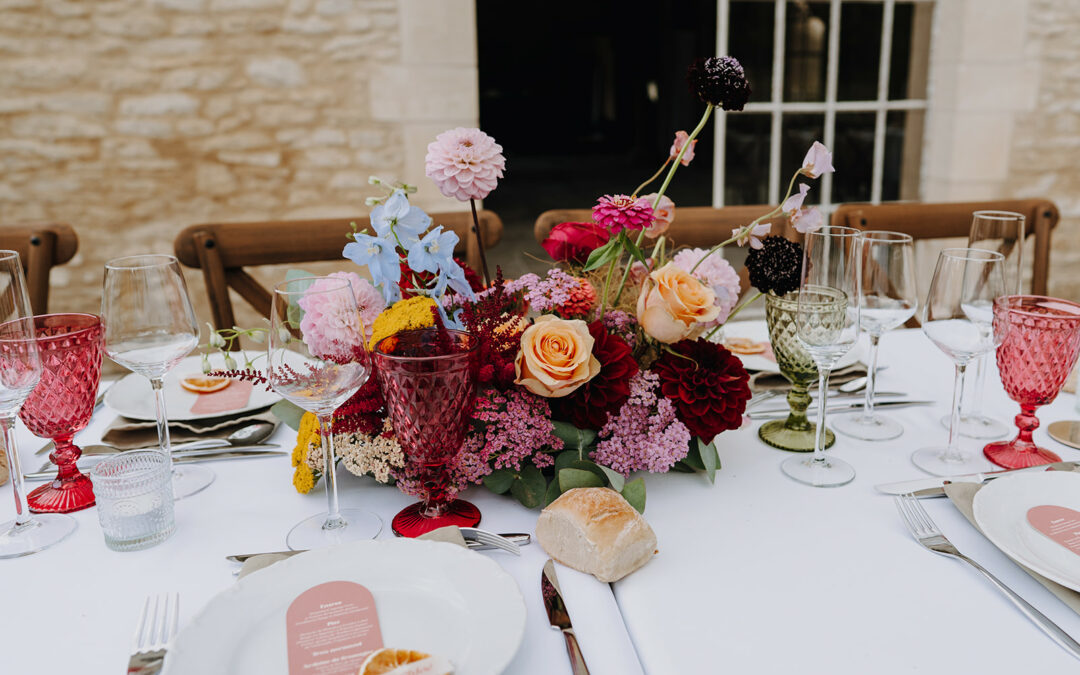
[1027,505,1080,558]
[286,581,384,674]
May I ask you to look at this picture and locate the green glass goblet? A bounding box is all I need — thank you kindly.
[758,291,836,452]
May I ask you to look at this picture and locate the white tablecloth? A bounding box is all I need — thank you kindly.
[2,328,1080,674]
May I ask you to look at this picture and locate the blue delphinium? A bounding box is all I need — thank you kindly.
[407,226,458,275]
[343,234,402,303]
[370,190,430,241]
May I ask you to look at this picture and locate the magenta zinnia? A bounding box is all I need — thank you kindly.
[592,194,654,235]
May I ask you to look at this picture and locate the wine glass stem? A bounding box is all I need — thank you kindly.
[812,368,833,464]
[317,414,344,531]
[864,333,881,419]
[967,351,988,419]
[1,416,33,528]
[945,362,968,461]
[150,377,172,458]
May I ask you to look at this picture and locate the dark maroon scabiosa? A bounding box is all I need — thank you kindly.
[553,321,638,430]
[686,56,752,111]
[746,235,803,296]
[652,340,751,443]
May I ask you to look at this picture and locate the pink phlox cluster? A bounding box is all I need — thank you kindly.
[522,269,582,314]
[602,309,638,351]
[672,248,742,324]
[470,388,562,471]
[593,371,692,476]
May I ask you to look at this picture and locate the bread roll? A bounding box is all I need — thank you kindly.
[536,487,657,582]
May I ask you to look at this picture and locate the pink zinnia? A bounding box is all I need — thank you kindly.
[425,127,506,201]
[298,272,383,360]
[592,194,654,235]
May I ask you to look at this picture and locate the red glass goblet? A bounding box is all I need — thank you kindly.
[20,314,104,513]
[375,328,479,537]
[984,296,1080,469]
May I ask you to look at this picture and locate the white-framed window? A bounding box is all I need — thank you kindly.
[713,0,934,208]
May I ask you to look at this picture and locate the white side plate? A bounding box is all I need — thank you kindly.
[719,320,861,373]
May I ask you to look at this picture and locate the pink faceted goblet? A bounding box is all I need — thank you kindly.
[984,296,1080,469]
[375,328,480,538]
[20,314,104,513]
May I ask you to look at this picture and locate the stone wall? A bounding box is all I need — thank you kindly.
[0,0,478,352]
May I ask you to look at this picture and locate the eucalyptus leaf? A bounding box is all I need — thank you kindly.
[698,437,718,484]
[270,399,306,432]
[568,459,607,483]
[621,477,646,513]
[483,468,515,494]
[670,461,697,473]
[554,450,580,474]
[558,467,604,491]
[681,443,706,471]
[543,477,564,506]
[510,464,547,509]
[599,465,626,491]
[551,420,596,452]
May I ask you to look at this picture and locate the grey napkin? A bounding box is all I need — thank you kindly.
[101,409,278,450]
[749,363,868,392]
[236,527,470,579]
[945,478,1080,616]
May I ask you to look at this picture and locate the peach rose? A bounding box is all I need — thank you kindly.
[636,262,721,343]
[514,315,601,398]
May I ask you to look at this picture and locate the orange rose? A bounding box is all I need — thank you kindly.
[636,262,721,343]
[514,315,601,398]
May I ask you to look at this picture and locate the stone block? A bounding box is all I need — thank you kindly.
[218,151,282,167]
[1,58,87,88]
[300,148,352,168]
[209,0,286,9]
[41,92,112,115]
[141,37,207,55]
[246,56,307,88]
[102,138,158,159]
[172,16,216,35]
[369,65,478,121]
[10,114,106,139]
[196,163,239,195]
[177,119,216,136]
[119,93,200,116]
[254,104,318,126]
[151,0,206,10]
[315,0,354,15]
[399,0,475,65]
[99,69,156,92]
[329,171,369,189]
[199,131,273,152]
[92,13,168,38]
[114,118,174,137]
[283,16,335,34]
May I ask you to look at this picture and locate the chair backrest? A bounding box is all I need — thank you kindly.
[0,222,78,314]
[534,205,785,251]
[831,199,1059,295]
[174,211,503,331]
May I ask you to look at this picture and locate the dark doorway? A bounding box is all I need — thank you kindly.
[477,0,718,276]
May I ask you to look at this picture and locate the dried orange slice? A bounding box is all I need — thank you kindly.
[724,337,768,355]
[358,648,451,675]
[179,375,231,394]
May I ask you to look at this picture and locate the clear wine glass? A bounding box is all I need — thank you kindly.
[102,254,213,499]
[268,276,382,550]
[942,211,1025,439]
[782,226,861,487]
[833,231,917,441]
[0,250,77,558]
[913,248,1006,475]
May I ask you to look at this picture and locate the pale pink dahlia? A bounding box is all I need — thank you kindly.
[425,127,506,201]
[672,248,742,324]
[592,194,654,235]
[298,272,382,359]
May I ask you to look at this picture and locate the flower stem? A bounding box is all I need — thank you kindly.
[469,198,491,287]
[631,157,672,198]
[703,291,762,341]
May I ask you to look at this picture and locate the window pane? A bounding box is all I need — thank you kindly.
[729,1,775,103]
[889,2,932,100]
[725,113,771,206]
[833,112,875,203]
[884,110,924,201]
[837,2,882,101]
[780,113,825,199]
[784,1,829,102]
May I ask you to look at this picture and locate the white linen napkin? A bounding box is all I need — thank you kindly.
[554,562,645,675]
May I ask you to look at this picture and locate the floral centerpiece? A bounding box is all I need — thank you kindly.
[219,55,835,512]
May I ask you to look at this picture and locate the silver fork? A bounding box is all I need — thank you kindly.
[127,592,179,674]
[894,494,1080,660]
[460,527,521,555]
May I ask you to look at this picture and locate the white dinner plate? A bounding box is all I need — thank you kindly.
[973,471,1080,592]
[105,353,280,421]
[162,539,526,675]
[718,320,861,373]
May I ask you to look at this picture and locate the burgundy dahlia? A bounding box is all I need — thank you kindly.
[652,340,751,443]
[686,56,752,111]
[592,194,654,235]
[553,321,638,430]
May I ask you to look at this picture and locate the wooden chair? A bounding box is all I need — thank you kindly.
[831,199,1059,295]
[174,212,503,332]
[0,222,78,314]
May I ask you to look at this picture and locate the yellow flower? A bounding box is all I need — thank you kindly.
[292,412,320,467]
[368,295,437,350]
[292,463,315,494]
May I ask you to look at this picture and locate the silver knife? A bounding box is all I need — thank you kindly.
[874,461,1080,497]
[23,450,286,481]
[543,559,590,675]
[225,533,533,562]
[748,400,933,420]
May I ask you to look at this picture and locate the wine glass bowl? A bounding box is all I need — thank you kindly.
[983,295,1080,469]
[268,276,382,550]
[17,313,103,513]
[375,328,480,537]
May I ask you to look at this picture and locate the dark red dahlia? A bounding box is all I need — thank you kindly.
[652,340,751,443]
[553,321,638,429]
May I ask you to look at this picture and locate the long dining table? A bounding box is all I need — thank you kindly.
[3,327,1080,674]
